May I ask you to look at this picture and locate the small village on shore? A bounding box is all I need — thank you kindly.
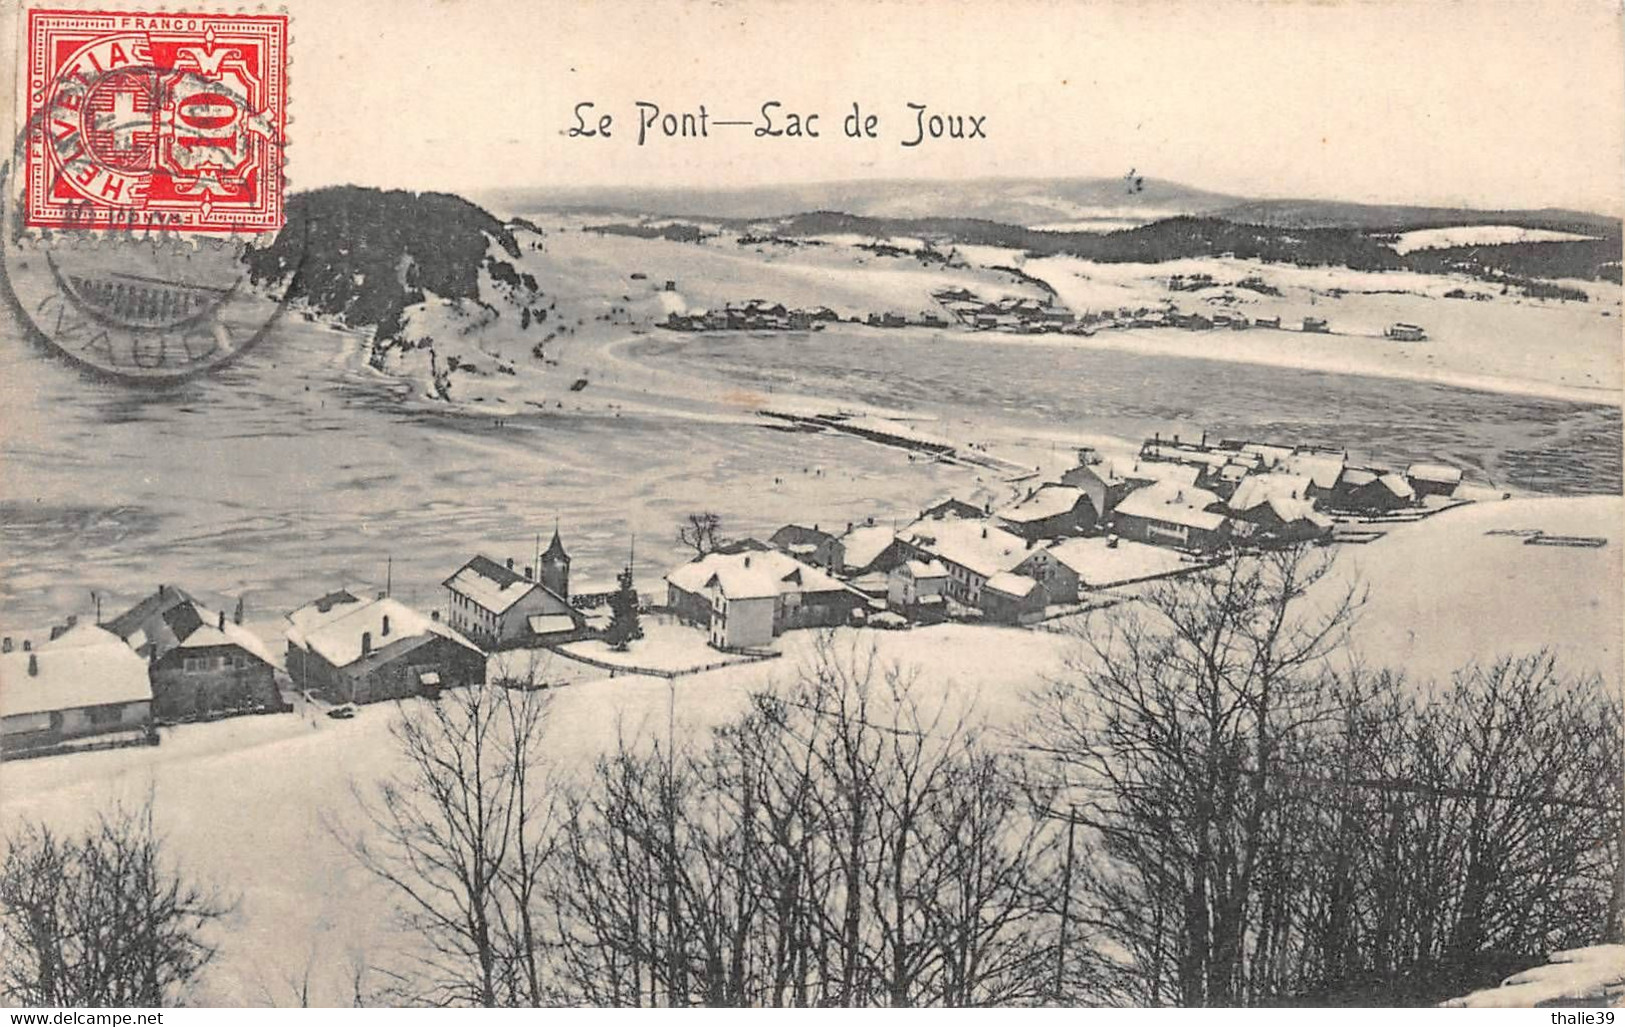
[656,274,1430,341]
[3,425,1553,764]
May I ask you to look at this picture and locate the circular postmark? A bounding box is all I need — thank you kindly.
[2,17,300,383]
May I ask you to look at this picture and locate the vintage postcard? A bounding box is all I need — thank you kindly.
[0,0,1621,1012]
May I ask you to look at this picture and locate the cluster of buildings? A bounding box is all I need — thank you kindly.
[662,300,840,332]
[933,288,1078,333]
[0,529,619,760]
[663,434,1468,647]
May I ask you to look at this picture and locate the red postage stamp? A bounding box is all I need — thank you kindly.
[22,9,288,233]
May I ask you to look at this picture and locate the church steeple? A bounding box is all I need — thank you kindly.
[540,521,571,597]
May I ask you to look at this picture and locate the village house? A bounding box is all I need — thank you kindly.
[1060,448,1136,520]
[886,558,950,621]
[104,586,282,722]
[995,483,1098,542]
[443,531,581,648]
[1225,474,1335,544]
[0,623,154,757]
[1333,467,1417,513]
[837,519,903,577]
[1406,462,1464,498]
[979,572,1047,625]
[1278,448,1348,502]
[1111,482,1232,552]
[769,523,845,572]
[666,549,867,650]
[1020,536,1196,595]
[895,516,1029,607]
[286,594,486,705]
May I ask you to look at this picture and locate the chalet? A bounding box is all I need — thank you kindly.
[666,550,867,650]
[995,484,1098,541]
[895,517,1028,606]
[979,572,1047,626]
[1255,315,1282,329]
[769,524,845,572]
[286,595,485,705]
[104,586,281,722]
[1406,462,1464,498]
[443,535,582,648]
[0,624,153,757]
[1111,483,1231,552]
[1226,474,1334,543]
[920,495,992,521]
[1302,316,1330,333]
[1385,323,1427,341]
[1060,449,1135,519]
[1279,449,1347,501]
[886,559,950,620]
[1334,468,1416,513]
[1021,536,1194,594]
[919,311,950,328]
[838,520,904,577]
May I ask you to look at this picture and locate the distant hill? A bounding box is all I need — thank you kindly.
[483,177,1621,237]
[1210,198,1620,237]
[481,177,1240,228]
[245,186,541,341]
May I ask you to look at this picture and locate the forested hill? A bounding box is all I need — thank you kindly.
[245,187,541,340]
[761,211,1624,283]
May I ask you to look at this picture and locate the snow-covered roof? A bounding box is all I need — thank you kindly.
[998,485,1087,524]
[1240,442,1294,467]
[1406,462,1463,484]
[1125,461,1201,487]
[301,597,481,669]
[1036,537,1193,588]
[1142,444,1230,469]
[170,607,277,667]
[901,559,949,579]
[901,517,1029,579]
[1259,496,1334,529]
[443,555,545,614]
[667,549,850,601]
[285,589,365,638]
[1281,451,1346,490]
[1114,482,1228,532]
[0,626,152,719]
[984,571,1041,598]
[840,524,896,568]
[1229,474,1313,513]
[1378,472,1416,498]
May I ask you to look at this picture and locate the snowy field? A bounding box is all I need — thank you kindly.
[1389,225,1597,254]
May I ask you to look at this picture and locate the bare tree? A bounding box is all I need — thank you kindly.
[342,677,557,1006]
[547,634,1065,1006]
[0,796,229,1007]
[677,512,728,558]
[1026,545,1362,1005]
[1027,544,1625,1006]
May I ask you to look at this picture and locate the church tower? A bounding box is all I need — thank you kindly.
[540,525,571,598]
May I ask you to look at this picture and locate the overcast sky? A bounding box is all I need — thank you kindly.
[18,0,1623,212]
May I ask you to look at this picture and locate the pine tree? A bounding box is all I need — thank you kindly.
[605,565,642,651]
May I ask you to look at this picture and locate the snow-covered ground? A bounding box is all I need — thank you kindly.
[1446,945,1625,1007]
[1390,225,1597,254]
[3,496,1618,1005]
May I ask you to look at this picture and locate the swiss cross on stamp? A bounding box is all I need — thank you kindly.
[23,9,288,233]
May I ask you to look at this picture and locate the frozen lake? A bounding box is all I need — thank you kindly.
[0,315,976,633]
[630,327,1624,496]
[1,311,1619,633]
